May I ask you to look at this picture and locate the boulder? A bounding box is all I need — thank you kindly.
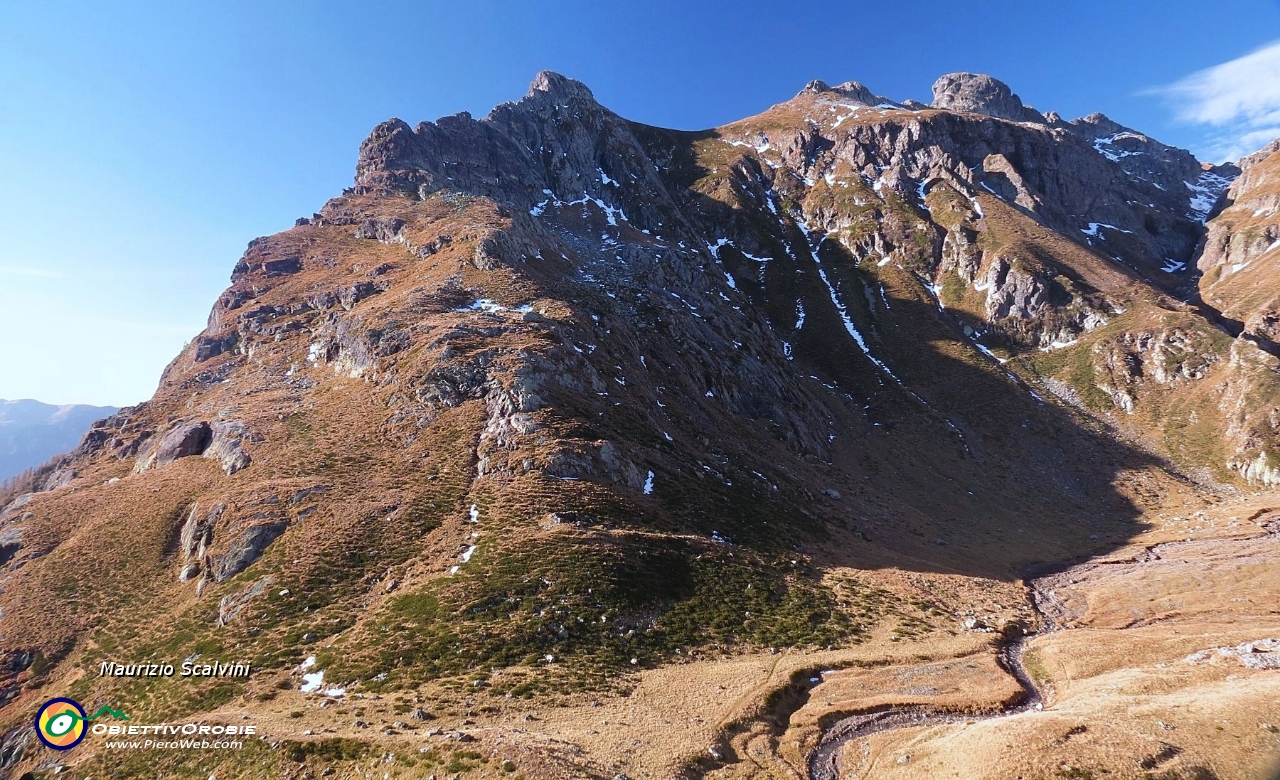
[216,575,275,626]
[0,525,23,567]
[193,333,238,363]
[136,422,212,472]
[206,521,289,582]
[353,217,405,242]
[339,281,381,310]
[206,420,252,474]
[261,257,302,277]
[178,502,224,582]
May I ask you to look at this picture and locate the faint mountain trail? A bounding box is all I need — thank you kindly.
[805,515,1280,780]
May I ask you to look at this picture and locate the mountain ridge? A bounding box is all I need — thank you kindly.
[1,70,1279,780]
[0,398,117,484]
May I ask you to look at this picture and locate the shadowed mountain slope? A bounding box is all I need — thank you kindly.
[1,71,1276,779]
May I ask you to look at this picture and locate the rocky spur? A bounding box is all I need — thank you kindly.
[98,661,252,678]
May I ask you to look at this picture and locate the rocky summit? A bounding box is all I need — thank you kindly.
[2,72,1280,780]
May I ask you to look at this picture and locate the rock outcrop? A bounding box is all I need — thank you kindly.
[5,71,1280,780]
[930,72,1045,124]
[135,421,212,472]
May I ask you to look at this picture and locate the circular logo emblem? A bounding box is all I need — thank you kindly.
[34,698,87,750]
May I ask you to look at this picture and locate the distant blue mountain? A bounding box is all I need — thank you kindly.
[0,399,117,482]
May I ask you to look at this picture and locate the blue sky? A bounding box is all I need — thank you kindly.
[2,0,1279,406]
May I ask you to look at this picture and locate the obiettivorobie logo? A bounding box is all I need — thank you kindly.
[33,696,255,752]
[34,698,130,750]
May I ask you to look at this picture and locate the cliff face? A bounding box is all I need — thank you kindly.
[0,70,1277,776]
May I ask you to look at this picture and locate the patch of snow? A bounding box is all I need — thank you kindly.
[1092,133,1145,162]
[815,264,901,382]
[925,280,945,311]
[301,670,325,693]
[469,504,480,523]
[1186,170,1235,222]
[643,471,655,495]
[598,168,617,186]
[456,299,533,315]
[1081,222,1133,239]
[1039,338,1079,352]
[460,545,477,563]
[1161,259,1187,273]
[726,137,775,163]
[832,109,859,128]
[782,341,793,360]
[559,193,630,226]
[795,301,806,329]
[974,342,1004,363]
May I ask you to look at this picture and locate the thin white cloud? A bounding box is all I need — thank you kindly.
[1152,39,1280,162]
[0,265,66,279]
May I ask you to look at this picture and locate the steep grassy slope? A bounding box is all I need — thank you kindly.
[0,72,1274,779]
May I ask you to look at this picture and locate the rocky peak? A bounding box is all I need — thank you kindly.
[1068,112,1128,139]
[798,79,831,95]
[1239,137,1280,171]
[930,72,1044,124]
[352,71,682,231]
[797,78,887,107]
[527,70,597,104]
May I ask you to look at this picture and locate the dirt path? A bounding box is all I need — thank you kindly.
[805,515,1280,780]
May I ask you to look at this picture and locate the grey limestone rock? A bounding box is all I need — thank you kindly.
[217,575,275,626]
[206,420,252,475]
[136,421,212,472]
[931,73,1044,124]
